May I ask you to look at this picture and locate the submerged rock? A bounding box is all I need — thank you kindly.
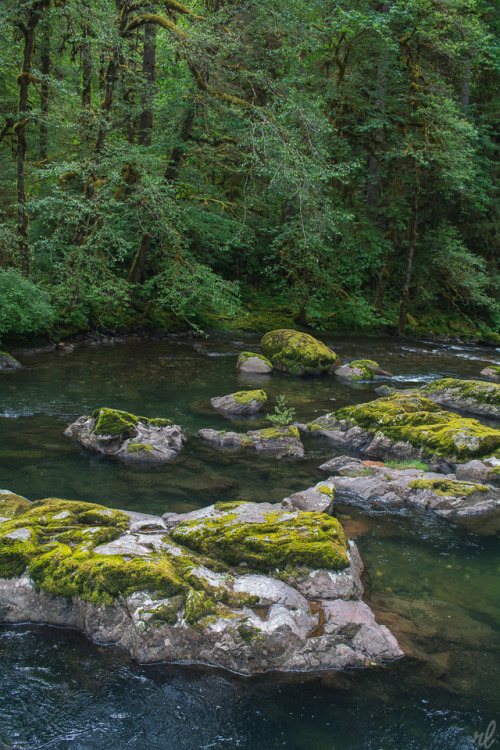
[334,359,391,381]
[236,352,273,374]
[0,350,22,371]
[421,378,500,418]
[210,389,267,417]
[260,329,339,375]
[317,456,500,533]
[64,407,185,464]
[0,492,403,675]
[198,425,305,458]
[306,392,500,466]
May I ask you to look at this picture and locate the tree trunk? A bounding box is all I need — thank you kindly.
[138,23,156,146]
[397,179,419,334]
[16,3,45,277]
[82,15,92,108]
[39,13,50,162]
[164,105,195,181]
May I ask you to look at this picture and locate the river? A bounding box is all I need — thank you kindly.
[1,333,499,749]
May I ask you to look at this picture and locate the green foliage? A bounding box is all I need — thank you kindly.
[0,269,54,341]
[266,395,296,429]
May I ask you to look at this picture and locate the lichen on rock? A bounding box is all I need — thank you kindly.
[260,329,338,375]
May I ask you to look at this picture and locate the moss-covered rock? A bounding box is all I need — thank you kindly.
[211,390,267,417]
[0,350,22,372]
[171,503,349,572]
[421,378,500,418]
[309,392,500,462]
[334,359,391,382]
[236,352,273,374]
[480,366,500,383]
[65,408,184,464]
[198,426,305,458]
[407,478,489,497]
[260,329,338,375]
[0,492,403,674]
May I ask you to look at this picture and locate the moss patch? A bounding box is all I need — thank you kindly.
[171,508,349,572]
[0,492,31,519]
[233,390,267,405]
[127,442,156,453]
[92,407,173,437]
[238,352,272,367]
[347,359,384,381]
[323,392,500,461]
[408,478,490,497]
[422,378,500,407]
[260,329,338,375]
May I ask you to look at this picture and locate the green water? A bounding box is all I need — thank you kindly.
[1,334,499,749]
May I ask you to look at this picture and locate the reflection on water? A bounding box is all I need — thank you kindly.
[1,333,500,749]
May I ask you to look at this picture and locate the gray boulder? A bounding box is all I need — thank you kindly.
[236,352,273,374]
[334,359,391,381]
[210,389,267,417]
[421,378,500,418]
[318,456,500,533]
[0,351,22,371]
[480,367,500,383]
[198,425,305,458]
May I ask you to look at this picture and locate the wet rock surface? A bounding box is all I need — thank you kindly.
[236,352,273,374]
[318,456,500,533]
[198,426,305,458]
[0,492,403,675]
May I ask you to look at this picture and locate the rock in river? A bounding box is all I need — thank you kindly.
[421,378,500,418]
[64,406,185,464]
[0,350,22,371]
[334,359,391,381]
[317,456,500,534]
[305,392,500,467]
[236,352,273,374]
[260,329,339,375]
[0,490,403,675]
[210,389,267,417]
[198,425,305,458]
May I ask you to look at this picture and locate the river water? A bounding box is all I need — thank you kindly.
[1,334,499,749]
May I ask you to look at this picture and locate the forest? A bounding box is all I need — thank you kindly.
[0,0,499,342]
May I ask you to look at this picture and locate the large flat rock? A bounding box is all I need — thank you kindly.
[0,492,403,675]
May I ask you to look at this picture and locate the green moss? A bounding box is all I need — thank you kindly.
[317,485,336,497]
[149,596,184,626]
[127,442,156,454]
[384,459,430,471]
[408,478,490,497]
[92,407,172,437]
[488,466,500,477]
[260,329,338,375]
[93,407,140,436]
[346,359,385,381]
[171,509,349,572]
[233,389,267,405]
[238,622,263,642]
[422,378,500,407]
[328,392,500,460]
[214,501,245,511]
[346,467,375,477]
[0,493,31,519]
[238,352,272,367]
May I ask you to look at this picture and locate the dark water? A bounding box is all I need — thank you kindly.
[1,334,500,749]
